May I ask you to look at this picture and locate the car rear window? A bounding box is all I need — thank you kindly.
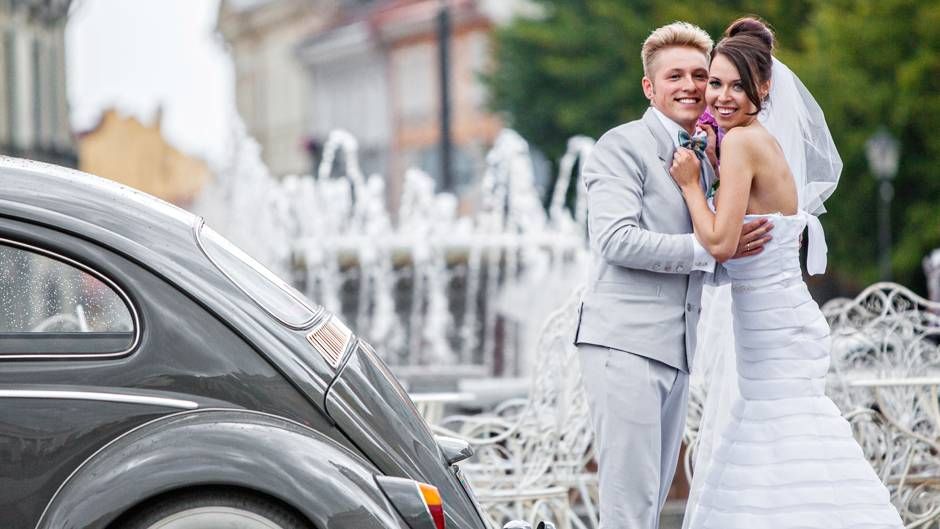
[196,222,320,329]
[0,241,136,357]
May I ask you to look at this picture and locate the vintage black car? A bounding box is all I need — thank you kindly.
[0,157,489,529]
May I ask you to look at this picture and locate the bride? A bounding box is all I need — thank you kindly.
[670,17,905,529]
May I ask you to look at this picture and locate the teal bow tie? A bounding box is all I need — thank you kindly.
[678,130,708,159]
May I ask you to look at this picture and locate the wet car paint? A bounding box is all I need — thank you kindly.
[0,158,488,529]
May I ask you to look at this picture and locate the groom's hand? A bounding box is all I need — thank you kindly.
[732,218,773,259]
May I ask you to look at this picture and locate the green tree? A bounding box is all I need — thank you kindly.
[485,1,810,158]
[792,0,940,292]
[485,0,940,295]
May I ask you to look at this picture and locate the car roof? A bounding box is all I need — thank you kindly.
[0,156,202,265]
[0,157,339,408]
[0,156,315,332]
[0,156,304,340]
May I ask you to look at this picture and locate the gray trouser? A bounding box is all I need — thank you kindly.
[578,344,689,529]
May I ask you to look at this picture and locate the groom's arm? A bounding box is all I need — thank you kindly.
[583,132,701,274]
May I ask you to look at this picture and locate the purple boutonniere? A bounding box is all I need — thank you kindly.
[696,110,725,147]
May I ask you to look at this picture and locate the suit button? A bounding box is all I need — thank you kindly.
[687,303,693,312]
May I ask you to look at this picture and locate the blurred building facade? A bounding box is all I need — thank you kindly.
[219,0,529,213]
[0,0,75,167]
[296,1,391,184]
[218,0,341,177]
[383,1,500,191]
[77,109,210,207]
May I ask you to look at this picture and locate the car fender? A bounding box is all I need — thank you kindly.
[37,408,404,529]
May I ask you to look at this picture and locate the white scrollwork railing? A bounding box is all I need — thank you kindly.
[436,288,596,529]
[822,283,940,527]
[440,279,940,528]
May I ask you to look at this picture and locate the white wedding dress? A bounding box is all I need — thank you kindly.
[684,209,904,529]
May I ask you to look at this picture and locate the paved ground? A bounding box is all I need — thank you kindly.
[573,500,685,528]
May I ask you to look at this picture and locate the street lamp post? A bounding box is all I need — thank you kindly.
[925,249,940,303]
[865,128,900,281]
[437,0,454,193]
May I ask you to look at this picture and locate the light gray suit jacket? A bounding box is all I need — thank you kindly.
[574,108,718,373]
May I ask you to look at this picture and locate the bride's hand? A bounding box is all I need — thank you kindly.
[670,148,701,190]
[701,126,720,172]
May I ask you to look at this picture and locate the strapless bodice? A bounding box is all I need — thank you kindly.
[722,211,827,288]
[723,212,832,401]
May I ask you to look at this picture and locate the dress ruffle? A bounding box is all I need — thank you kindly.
[685,213,903,529]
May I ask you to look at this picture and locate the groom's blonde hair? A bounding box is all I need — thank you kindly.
[642,22,713,77]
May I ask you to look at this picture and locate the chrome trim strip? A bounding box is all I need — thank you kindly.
[0,390,198,409]
[0,237,142,360]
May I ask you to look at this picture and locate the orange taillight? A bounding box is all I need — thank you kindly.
[418,482,445,529]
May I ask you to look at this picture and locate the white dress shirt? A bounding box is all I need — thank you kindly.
[652,107,716,273]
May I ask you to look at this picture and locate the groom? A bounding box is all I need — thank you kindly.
[574,22,772,529]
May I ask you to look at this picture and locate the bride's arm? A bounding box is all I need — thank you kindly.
[670,131,754,262]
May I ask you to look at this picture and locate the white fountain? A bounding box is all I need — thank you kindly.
[194,118,592,383]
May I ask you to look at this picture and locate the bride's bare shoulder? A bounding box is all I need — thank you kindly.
[720,126,760,160]
[722,125,766,143]
[721,125,776,159]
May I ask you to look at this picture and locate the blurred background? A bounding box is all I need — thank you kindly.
[3,2,938,526]
[0,0,928,296]
[2,0,938,379]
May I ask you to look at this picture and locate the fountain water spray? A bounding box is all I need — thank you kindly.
[195,122,593,380]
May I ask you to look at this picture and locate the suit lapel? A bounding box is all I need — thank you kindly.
[642,108,688,200]
[643,107,719,192]
[702,154,717,190]
[642,108,675,174]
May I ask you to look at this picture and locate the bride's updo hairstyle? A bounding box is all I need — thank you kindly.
[712,16,776,115]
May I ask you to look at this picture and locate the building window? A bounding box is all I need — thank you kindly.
[32,37,42,147]
[48,39,58,147]
[393,43,435,126]
[4,30,16,147]
[466,31,490,109]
